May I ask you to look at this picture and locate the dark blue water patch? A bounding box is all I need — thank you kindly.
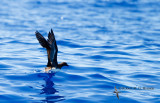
[150,95,160,103]
[25,1,44,9]
[94,84,114,89]
[90,45,118,49]
[130,74,157,79]
[41,95,65,103]
[33,64,46,68]
[117,61,138,66]
[84,24,104,29]
[73,53,85,56]
[0,95,28,103]
[115,98,141,103]
[125,45,146,50]
[121,30,134,34]
[53,1,69,6]
[90,80,124,90]
[98,0,138,8]
[101,51,135,56]
[7,40,37,45]
[56,25,77,32]
[90,94,141,103]
[145,43,160,48]
[152,67,160,70]
[153,29,160,32]
[128,9,143,13]
[57,40,84,48]
[4,73,47,81]
[61,85,92,92]
[65,66,105,74]
[142,37,154,42]
[94,27,108,34]
[109,57,132,61]
[0,63,12,69]
[89,95,111,102]
[88,73,109,80]
[86,55,105,60]
[37,73,56,78]
[143,51,160,55]
[68,66,118,77]
[16,62,43,68]
[51,76,66,83]
[0,43,5,46]
[11,85,38,93]
[140,1,160,8]
[91,96,117,103]
[121,16,144,22]
[104,70,118,74]
[0,57,27,61]
[68,2,85,9]
[2,22,28,29]
[63,98,96,103]
[91,67,108,72]
[0,12,9,17]
[86,55,131,61]
[142,60,160,64]
[64,74,88,81]
[27,0,69,8]
[52,72,88,83]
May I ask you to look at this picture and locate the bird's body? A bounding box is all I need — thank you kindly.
[35,29,68,71]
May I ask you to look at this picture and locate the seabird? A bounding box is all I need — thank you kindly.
[35,29,68,71]
[114,86,120,99]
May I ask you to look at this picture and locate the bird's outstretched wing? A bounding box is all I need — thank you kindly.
[116,93,119,99]
[48,29,58,67]
[35,31,50,49]
[115,86,117,91]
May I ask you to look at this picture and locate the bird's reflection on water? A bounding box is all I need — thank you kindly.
[38,73,65,102]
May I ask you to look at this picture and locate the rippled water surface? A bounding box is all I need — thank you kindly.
[0,0,160,103]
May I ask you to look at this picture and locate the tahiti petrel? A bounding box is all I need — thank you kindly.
[35,29,68,70]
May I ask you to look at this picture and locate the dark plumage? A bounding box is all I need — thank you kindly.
[35,29,68,69]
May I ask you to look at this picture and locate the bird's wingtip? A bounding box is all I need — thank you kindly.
[51,28,54,33]
[35,30,39,34]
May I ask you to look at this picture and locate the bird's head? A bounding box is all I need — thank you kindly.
[58,62,69,69]
[61,62,69,66]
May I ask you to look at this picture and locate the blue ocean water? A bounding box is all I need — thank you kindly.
[0,0,160,103]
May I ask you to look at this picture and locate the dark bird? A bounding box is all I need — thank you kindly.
[114,86,120,99]
[35,29,68,71]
